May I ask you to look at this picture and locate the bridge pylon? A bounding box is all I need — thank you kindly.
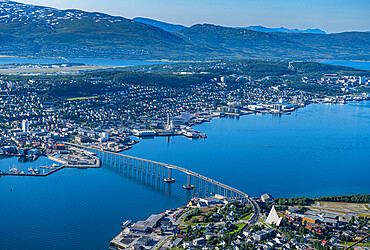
[163,167,175,183]
[183,174,194,190]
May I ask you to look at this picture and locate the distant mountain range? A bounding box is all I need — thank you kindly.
[0,1,369,61]
[240,25,327,34]
[133,17,186,32]
[132,17,327,35]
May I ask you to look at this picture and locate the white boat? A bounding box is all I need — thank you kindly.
[132,129,156,137]
[28,167,36,174]
[9,167,18,173]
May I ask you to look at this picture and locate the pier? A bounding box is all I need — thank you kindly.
[0,166,64,177]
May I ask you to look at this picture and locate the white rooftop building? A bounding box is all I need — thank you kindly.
[265,206,282,226]
[22,120,29,132]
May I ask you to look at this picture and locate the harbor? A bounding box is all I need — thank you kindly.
[1,165,64,177]
[0,145,101,177]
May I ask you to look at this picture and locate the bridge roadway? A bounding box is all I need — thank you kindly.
[67,143,261,226]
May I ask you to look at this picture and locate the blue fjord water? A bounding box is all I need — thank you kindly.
[320,60,370,70]
[0,101,369,249]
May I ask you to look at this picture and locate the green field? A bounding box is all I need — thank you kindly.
[67,96,99,101]
[240,213,252,221]
[232,223,247,233]
[341,242,370,247]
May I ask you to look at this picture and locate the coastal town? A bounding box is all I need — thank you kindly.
[0,61,369,249]
[109,193,370,250]
[0,64,369,155]
[1,0,369,249]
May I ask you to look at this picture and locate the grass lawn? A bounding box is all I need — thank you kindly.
[182,207,221,226]
[240,213,252,221]
[259,218,269,227]
[231,223,247,233]
[341,242,370,247]
[67,96,99,101]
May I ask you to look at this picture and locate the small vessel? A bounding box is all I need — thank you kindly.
[28,167,36,174]
[9,167,18,173]
[121,220,132,229]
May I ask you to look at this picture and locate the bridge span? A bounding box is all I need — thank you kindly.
[67,143,260,225]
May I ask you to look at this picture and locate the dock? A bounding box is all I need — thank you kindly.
[0,166,64,177]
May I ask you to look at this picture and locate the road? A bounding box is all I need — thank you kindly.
[245,198,261,229]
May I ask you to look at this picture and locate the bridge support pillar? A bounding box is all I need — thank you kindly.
[183,174,194,190]
[164,167,175,183]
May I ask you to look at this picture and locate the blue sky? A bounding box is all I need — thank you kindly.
[18,0,370,33]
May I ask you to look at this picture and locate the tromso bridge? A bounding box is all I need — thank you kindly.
[71,144,260,221]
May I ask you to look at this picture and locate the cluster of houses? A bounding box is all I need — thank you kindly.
[1,70,314,133]
[286,208,342,231]
[285,207,369,244]
[302,74,369,93]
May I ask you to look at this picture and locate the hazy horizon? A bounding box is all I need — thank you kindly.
[14,0,370,33]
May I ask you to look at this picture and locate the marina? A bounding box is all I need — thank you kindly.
[1,165,64,177]
[0,146,101,177]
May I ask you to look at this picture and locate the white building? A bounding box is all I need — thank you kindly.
[99,132,109,142]
[265,206,282,226]
[359,76,367,84]
[22,120,30,132]
[7,82,15,89]
[261,193,274,202]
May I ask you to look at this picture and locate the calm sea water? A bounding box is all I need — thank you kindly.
[0,101,369,249]
[320,60,370,70]
[0,57,165,66]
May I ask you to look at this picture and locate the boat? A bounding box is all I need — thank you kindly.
[9,167,18,173]
[121,220,132,229]
[132,129,156,137]
[183,131,201,138]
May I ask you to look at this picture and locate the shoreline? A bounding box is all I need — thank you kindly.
[0,147,101,177]
[131,98,369,144]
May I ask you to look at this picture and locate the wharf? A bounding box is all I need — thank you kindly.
[0,166,64,177]
[48,146,101,168]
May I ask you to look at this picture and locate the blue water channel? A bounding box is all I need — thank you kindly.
[320,60,370,70]
[0,101,369,249]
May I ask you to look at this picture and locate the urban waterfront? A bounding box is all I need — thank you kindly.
[0,101,369,249]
